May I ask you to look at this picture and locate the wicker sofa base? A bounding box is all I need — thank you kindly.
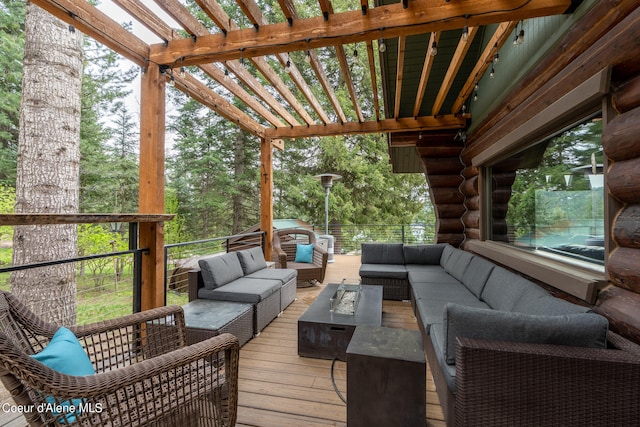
[280,277,297,311]
[183,299,254,347]
[360,276,410,300]
[255,290,281,334]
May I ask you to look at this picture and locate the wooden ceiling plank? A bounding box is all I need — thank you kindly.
[173,73,266,137]
[149,0,574,66]
[31,0,149,66]
[114,0,284,128]
[155,0,300,126]
[431,26,480,116]
[240,0,332,124]
[393,36,407,119]
[451,21,518,114]
[193,0,315,126]
[264,114,467,139]
[277,0,296,25]
[366,40,381,121]
[413,31,441,117]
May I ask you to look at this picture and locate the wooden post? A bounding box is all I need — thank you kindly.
[138,63,166,310]
[260,139,274,261]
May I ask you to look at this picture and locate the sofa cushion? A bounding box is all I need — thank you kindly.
[403,244,446,265]
[198,253,244,290]
[198,277,281,303]
[480,267,542,311]
[237,247,268,275]
[361,243,405,265]
[359,263,407,279]
[443,249,474,282]
[246,268,297,284]
[413,283,491,333]
[513,294,592,316]
[442,303,609,365]
[439,244,455,267]
[407,265,460,285]
[461,256,495,298]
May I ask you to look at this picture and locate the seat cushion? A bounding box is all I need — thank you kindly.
[443,249,474,282]
[246,268,297,284]
[237,247,268,275]
[403,244,447,265]
[429,324,457,392]
[361,243,405,265]
[198,277,281,303]
[359,263,408,279]
[198,252,244,290]
[406,265,459,285]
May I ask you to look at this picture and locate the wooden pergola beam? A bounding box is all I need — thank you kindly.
[432,26,479,116]
[147,0,573,66]
[366,40,381,121]
[394,36,407,119]
[264,115,467,139]
[413,32,440,117]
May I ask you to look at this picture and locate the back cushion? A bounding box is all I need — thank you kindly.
[481,267,542,311]
[443,249,474,282]
[237,247,268,275]
[198,252,244,290]
[439,244,455,267]
[462,256,495,297]
[403,244,446,265]
[361,243,405,265]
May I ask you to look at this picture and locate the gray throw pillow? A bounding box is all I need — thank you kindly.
[442,303,608,365]
[198,253,244,290]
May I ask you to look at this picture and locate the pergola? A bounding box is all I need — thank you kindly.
[30,0,575,310]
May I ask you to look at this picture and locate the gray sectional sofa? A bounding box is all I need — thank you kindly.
[188,247,297,334]
[359,243,640,426]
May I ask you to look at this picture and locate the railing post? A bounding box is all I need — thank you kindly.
[129,223,142,314]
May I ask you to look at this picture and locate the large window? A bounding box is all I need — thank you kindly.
[489,115,604,266]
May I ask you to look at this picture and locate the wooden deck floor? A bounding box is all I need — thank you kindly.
[0,255,446,426]
[235,255,445,427]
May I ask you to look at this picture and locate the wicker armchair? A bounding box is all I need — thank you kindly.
[273,228,328,286]
[0,291,239,426]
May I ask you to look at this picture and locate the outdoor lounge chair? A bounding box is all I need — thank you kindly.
[273,228,328,287]
[0,291,238,426]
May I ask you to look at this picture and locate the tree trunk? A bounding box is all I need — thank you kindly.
[11,4,83,326]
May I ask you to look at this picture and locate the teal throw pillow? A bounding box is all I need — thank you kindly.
[295,243,314,263]
[31,327,96,423]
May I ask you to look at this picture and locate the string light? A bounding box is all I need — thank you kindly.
[285,55,292,73]
[223,68,230,82]
[179,66,186,78]
[379,39,386,53]
[430,34,438,56]
[493,53,500,64]
[305,50,311,63]
[353,47,358,58]
[169,75,175,86]
[473,91,478,101]
[461,25,469,42]
[490,66,495,79]
[474,83,479,91]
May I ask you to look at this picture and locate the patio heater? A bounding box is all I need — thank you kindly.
[314,173,342,263]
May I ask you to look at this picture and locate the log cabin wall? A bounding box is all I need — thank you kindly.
[461,1,640,342]
[418,138,465,246]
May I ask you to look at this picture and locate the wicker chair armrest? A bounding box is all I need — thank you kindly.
[454,337,640,426]
[1,333,239,426]
[274,248,288,267]
[70,305,186,338]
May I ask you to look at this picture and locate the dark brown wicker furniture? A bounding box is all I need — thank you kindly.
[0,291,239,426]
[183,299,254,347]
[273,228,328,286]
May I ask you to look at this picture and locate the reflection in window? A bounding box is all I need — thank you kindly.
[490,116,604,265]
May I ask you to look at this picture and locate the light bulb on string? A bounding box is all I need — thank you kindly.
[430,40,438,57]
[379,39,386,53]
[490,66,495,79]
[305,50,311,63]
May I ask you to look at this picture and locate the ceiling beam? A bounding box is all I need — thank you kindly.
[171,72,266,137]
[366,40,381,121]
[413,31,440,117]
[451,21,518,114]
[192,0,315,125]
[155,0,301,126]
[147,0,573,66]
[432,26,480,116]
[264,115,467,139]
[394,36,407,119]
[31,0,149,66]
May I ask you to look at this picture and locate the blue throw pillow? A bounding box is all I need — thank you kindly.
[31,327,96,423]
[295,243,314,263]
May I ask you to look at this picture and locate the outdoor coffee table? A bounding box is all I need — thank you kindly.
[298,283,383,360]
